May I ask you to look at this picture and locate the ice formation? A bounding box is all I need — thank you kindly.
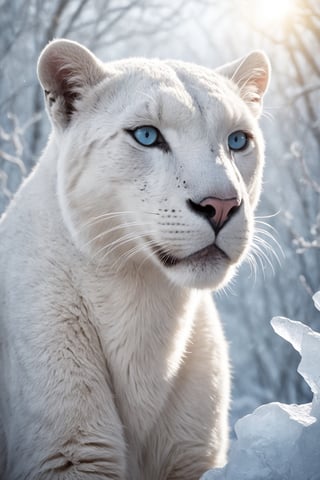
[201,292,320,480]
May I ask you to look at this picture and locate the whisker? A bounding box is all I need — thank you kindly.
[254,221,279,235]
[250,240,276,276]
[255,210,281,220]
[261,109,274,121]
[96,231,152,262]
[111,235,177,273]
[78,210,160,232]
[254,228,281,247]
[94,234,150,273]
[136,244,162,274]
[246,215,284,279]
[81,221,154,250]
[251,237,279,274]
[78,211,136,231]
[110,237,158,272]
[254,228,284,264]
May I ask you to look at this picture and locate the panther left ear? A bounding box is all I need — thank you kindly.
[37,39,106,130]
[216,51,271,118]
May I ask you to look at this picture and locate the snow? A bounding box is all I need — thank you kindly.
[201,292,320,480]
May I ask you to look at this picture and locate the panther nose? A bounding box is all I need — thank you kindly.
[200,197,242,231]
[189,196,242,232]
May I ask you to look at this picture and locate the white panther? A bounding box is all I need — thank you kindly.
[0,40,270,479]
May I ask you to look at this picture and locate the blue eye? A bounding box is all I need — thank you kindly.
[133,126,159,146]
[228,131,249,151]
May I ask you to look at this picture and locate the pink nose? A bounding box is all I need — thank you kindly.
[200,197,241,231]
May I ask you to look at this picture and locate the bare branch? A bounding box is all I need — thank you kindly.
[0,170,12,200]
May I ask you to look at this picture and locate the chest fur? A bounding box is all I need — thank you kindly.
[82,268,196,442]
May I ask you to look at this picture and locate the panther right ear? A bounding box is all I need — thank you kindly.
[37,39,106,130]
[216,51,271,118]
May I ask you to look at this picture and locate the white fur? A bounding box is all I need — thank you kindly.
[0,40,270,479]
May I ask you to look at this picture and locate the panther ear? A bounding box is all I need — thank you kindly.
[216,51,271,118]
[37,39,106,129]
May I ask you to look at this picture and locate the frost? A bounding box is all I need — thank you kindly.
[201,304,320,480]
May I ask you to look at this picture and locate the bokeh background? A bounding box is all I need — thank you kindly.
[1,0,319,430]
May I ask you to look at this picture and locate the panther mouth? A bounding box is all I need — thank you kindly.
[156,243,229,268]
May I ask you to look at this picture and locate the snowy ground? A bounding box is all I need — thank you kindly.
[201,292,320,480]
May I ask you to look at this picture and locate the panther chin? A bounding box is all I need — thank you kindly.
[154,242,238,290]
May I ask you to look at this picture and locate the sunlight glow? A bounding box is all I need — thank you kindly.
[246,0,295,29]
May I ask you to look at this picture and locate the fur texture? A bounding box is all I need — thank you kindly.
[0,40,270,479]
